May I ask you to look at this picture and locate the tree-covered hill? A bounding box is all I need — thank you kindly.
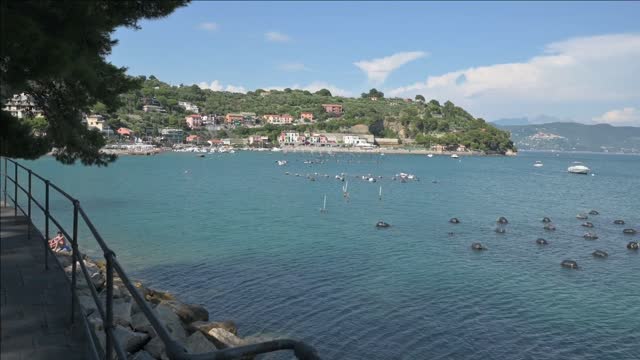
[105,76,516,153]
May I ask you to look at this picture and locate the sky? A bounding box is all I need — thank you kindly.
[109,1,640,126]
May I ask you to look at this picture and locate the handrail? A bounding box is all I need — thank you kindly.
[0,157,321,360]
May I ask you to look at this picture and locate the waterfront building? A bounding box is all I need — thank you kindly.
[160,128,184,144]
[248,135,269,145]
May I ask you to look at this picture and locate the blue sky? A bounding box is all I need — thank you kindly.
[109,1,640,125]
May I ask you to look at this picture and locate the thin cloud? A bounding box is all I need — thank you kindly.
[278,63,310,72]
[593,107,640,126]
[197,80,246,93]
[354,51,427,84]
[388,33,640,120]
[198,22,219,31]
[265,31,291,43]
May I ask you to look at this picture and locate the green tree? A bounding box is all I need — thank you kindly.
[415,94,425,102]
[315,89,332,97]
[1,0,189,165]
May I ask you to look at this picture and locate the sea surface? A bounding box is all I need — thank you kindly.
[12,151,640,360]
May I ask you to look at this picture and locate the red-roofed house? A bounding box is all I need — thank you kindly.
[186,134,201,143]
[300,112,314,122]
[208,139,224,146]
[185,114,203,129]
[117,127,133,137]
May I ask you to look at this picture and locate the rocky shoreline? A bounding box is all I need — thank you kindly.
[54,251,261,359]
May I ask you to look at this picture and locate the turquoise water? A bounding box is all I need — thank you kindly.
[11,151,640,359]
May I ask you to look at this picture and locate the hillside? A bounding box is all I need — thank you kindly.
[103,76,516,153]
[499,122,640,153]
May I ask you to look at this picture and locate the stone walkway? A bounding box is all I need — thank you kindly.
[1,206,92,360]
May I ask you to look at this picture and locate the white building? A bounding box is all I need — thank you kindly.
[178,101,200,113]
[343,135,370,146]
[3,93,43,119]
[263,114,294,125]
[160,128,184,144]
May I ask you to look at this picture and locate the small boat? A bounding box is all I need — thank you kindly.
[427,154,434,158]
[271,147,282,152]
[276,160,288,166]
[568,162,590,174]
[533,161,543,167]
[376,221,390,228]
[451,154,459,158]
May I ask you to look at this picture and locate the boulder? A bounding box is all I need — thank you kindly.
[163,301,209,324]
[145,288,175,305]
[143,337,168,360]
[207,327,248,349]
[128,350,155,360]
[112,299,133,327]
[131,312,156,337]
[190,320,238,336]
[78,294,101,316]
[113,324,150,353]
[154,304,187,343]
[185,331,217,354]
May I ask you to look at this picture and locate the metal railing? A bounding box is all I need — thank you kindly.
[1,157,320,360]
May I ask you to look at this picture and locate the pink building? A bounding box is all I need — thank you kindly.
[322,104,343,114]
[186,134,201,143]
[185,114,203,129]
[300,112,314,122]
[117,127,133,137]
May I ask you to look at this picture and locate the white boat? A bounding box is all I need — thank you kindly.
[277,160,288,166]
[534,161,543,167]
[568,162,590,174]
[451,154,459,158]
[271,147,282,152]
[427,154,434,158]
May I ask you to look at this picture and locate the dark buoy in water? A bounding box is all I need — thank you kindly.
[376,221,390,229]
[583,232,598,240]
[576,213,588,220]
[544,223,556,231]
[581,222,594,228]
[561,260,578,269]
[497,216,508,224]
[589,210,599,215]
[627,241,639,250]
[449,218,460,224]
[495,227,506,234]
[592,250,608,258]
[542,217,552,223]
[536,238,548,245]
[613,219,625,225]
[623,228,637,235]
[471,243,487,251]
[448,232,455,237]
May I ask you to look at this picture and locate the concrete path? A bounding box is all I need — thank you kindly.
[1,206,92,360]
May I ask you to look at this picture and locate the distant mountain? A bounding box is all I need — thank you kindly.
[498,122,640,153]
[492,115,566,126]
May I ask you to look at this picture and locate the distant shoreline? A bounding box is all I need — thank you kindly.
[275,146,509,156]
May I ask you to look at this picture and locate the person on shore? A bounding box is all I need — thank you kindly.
[49,231,70,252]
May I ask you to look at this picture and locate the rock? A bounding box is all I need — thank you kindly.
[78,295,101,316]
[561,260,578,269]
[112,299,133,327]
[471,243,487,251]
[190,320,238,336]
[592,250,608,258]
[113,324,150,353]
[128,350,155,360]
[613,219,625,225]
[143,337,168,360]
[145,288,175,305]
[163,301,209,325]
[207,327,248,349]
[185,331,217,354]
[449,217,460,224]
[131,312,156,337]
[154,304,187,343]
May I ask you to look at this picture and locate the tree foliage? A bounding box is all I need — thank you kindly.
[0,0,189,165]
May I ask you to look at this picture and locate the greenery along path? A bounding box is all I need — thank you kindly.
[0,206,90,360]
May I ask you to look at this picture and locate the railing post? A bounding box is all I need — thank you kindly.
[14,162,17,216]
[44,180,50,270]
[105,251,115,360]
[2,158,6,206]
[27,170,32,240]
[70,200,79,324]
